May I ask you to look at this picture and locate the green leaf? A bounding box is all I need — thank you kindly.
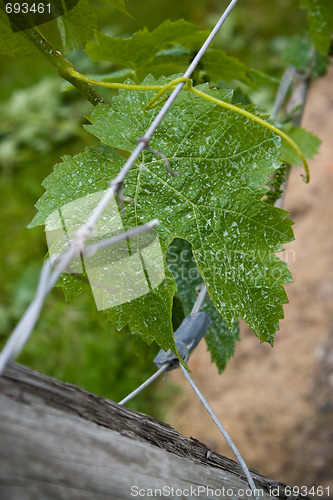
[147,48,257,87]
[103,0,132,17]
[283,35,330,77]
[91,68,136,83]
[85,20,256,86]
[135,52,191,82]
[205,316,240,373]
[85,19,209,77]
[201,49,256,87]
[167,238,240,373]
[29,144,177,353]
[31,75,294,351]
[0,9,37,56]
[56,0,97,53]
[300,0,333,54]
[280,125,321,166]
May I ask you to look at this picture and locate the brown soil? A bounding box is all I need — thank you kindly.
[163,64,333,490]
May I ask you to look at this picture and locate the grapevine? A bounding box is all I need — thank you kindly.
[0,0,330,377]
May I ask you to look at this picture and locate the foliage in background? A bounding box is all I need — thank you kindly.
[0,78,91,167]
[283,35,330,78]
[0,0,131,55]
[300,0,333,54]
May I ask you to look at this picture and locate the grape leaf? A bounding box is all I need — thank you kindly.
[135,53,191,82]
[85,20,256,86]
[31,75,294,351]
[29,144,178,353]
[201,49,255,87]
[56,0,97,53]
[280,125,321,166]
[103,0,132,18]
[54,0,132,54]
[300,0,333,54]
[85,19,208,66]
[167,238,240,373]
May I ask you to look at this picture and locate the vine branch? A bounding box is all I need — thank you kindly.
[6,13,105,106]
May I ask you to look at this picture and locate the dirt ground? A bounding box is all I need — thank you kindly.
[162,64,333,490]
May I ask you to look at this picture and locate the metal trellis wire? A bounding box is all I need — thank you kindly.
[118,285,207,406]
[118,282,260,500]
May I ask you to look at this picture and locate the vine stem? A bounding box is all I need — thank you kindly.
[6,14,104,106]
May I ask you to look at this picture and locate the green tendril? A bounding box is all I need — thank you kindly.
[145,77,193,109]
[68,71,310,183]
[190,87,310,183]
[67,68,166,91]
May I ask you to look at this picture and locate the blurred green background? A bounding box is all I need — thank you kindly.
[0,0,307,416]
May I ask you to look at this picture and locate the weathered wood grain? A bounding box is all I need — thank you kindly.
[0,363,308,499]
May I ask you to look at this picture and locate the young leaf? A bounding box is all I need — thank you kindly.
[279,125,321,166]
[201,49,255,87]
[167,238,240,373]
[85,19,208,66]
[103,0,132,18]
[31,75,294,350]
[85,20,256,86]
[56,0,97,53]
[300,0,333,54]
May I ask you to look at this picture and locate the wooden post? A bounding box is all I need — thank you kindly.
[0,363,308,499]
